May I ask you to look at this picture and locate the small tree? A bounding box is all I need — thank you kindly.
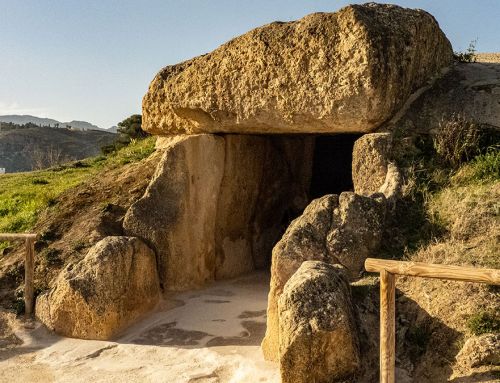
[454,39,477,63]
[433,113,480,168]
[117,114,148,140]
[101,114,149,154]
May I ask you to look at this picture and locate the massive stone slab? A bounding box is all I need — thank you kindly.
[36,236,160,340]
[214,135,267,279]
[124,134,225,290]
[143,3,452,135]
[279,261,360,383]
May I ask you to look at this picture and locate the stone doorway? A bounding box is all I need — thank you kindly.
[124,133,362,291]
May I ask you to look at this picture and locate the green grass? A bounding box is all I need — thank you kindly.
[384,137,499,262]
[452,147,500,185]
[0,137,155,236]
[467,310,500,336]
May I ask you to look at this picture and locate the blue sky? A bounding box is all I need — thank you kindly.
[0,0,498,128]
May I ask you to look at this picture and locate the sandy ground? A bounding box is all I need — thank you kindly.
[0,272,279,383]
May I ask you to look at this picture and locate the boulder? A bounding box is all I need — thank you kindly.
[456,334,500,368]
[262,193,385,360]
[124,134,225,290]
[142,3,452,135]
[279,261,360,383]
[352,132,393,196]
[35,236,160,340]
[327,192,386,275]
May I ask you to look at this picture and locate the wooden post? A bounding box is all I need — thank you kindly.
[0,233,37,318]
[380,269,396,383]
[365,258,500,382]
[24,238,35,317]
[365,258,500,285]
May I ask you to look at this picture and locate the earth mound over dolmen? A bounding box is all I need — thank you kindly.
[35,3,453,381]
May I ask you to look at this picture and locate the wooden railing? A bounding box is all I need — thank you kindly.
[365,258,500,383]
[0,233,37,317]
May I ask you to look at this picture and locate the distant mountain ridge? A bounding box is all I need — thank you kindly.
[0,115,114,132]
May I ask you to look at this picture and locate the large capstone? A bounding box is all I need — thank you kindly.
[143,3,452,135]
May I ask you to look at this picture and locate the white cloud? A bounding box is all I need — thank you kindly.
[0,101,50,117]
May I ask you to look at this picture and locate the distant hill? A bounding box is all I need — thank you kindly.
[0,124,116,172]
[0,115,60,127]
[61,120,101,131]
[0,115,113,132]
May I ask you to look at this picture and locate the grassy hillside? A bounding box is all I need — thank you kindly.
[354,143,499,382]
[0,137,155,240]
[382,125,500,381]
[0,136,159,313]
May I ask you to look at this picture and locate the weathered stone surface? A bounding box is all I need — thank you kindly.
[382,60,500,136]
[126,134,314,288]
[279,261,360,383]
[352,132,393,195]
[35,236,160,340]
[262,192,385,360]
[124,134,225,290]
[215,135,314,279]
[327,192,386,275]
[214,135,266,279]
[456,334,500,368]
[379,162,403,200]
[143,3,452,135]
[263,196,337,360]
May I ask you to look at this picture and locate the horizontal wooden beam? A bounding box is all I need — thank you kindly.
[0,233,37,241]
[365,258,500,285]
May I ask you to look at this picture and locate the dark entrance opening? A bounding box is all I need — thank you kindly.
[309,134,362,199]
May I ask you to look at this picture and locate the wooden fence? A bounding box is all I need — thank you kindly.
[0,233,37,317]
[365,258,500,383]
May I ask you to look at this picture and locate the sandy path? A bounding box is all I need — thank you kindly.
[0,272,279,383]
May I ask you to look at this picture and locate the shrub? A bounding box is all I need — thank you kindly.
[71,161,90,169]
[454,40,477,63]
[467,310,500,335]
[433,114,481,168]
[43,248,63,266]
[406,325,432,358]
[468,148,500,180]
[101,114,149,155]
[72,240,87,252]
[31,178,49,185]
[12,297,25,315]
[453,147,500,184]
[12,290,25,315]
